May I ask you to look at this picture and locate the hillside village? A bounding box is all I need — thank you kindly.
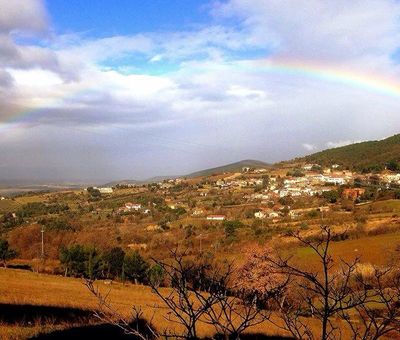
[1,155,400,265]
[92,162,400,224]
[1,141,400,339]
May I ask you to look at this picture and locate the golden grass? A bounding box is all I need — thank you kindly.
[293,232,400,268]
[0,269,292,338]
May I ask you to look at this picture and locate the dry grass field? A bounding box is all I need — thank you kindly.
[2,231,400,339]
[0,268,297,339]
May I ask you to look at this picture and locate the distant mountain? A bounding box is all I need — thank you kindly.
[103,176,179,187]
[186,159,271,178]
[299,134,400,172]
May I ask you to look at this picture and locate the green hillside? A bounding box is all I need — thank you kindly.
[301,134,400,172]
[187,159,270,178]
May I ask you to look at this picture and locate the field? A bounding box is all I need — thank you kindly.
[2,228,400,338]
[0,269,292,339]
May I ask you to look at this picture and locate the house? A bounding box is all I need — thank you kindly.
[192,209,204,216]
[321,176,347,185]
[268,211,280,218]
[342,188,365,201]
[216,179,225,186]
[303,164,319,171]
[254,211,267,219]
[206,215,226,221]
[98,187,113,194]
[125,202,142,211]
[0,197,5,200]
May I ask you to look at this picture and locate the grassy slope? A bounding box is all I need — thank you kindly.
[300,134,400,170]
[187,159,271,178]
[0,269,289,338]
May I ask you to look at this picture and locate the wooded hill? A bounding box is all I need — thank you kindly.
[300,134,400,172]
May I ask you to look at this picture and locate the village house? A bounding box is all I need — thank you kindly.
[97,187,113,194]
[303,164,319,171]
[342,188,365,201]
[125,202,142,211]
[324,176,347,185]
[206,215,226,221]
[381,173,400,184]
[254,210,268,219]
[192,208,205,216]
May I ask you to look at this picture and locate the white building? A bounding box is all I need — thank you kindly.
[125,203,142,211]
[254,211,267,219]
[98,187,113,194]
[206,215,226,221]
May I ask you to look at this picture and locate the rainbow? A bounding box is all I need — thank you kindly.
[1,59,399,135]
[239,58,400,98]
[0,89,95,136]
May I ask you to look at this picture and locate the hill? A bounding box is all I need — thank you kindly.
[186,159,271,178]
[300,134,400,172]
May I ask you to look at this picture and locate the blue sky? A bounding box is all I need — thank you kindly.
[0,0,400,182]
[46,0,211,37]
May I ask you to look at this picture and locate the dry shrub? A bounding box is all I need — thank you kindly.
[353,262,376,282]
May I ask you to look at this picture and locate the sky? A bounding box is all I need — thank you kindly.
[1,0,400,183]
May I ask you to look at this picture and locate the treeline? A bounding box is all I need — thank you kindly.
[59,245,162,284]
[16,202,70,218]
[302,134,400,173]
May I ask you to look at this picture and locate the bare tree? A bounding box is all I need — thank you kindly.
[149,249,231,339]
[203,285,288,340]
[86,279,158,339]
[266,226,369,340]
[340,267,400,339]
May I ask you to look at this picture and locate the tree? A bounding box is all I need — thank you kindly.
[0,239,17,267]
[59,245,103,278]
[148,249,230,339]
[322,190,339,203]
[59,245,86,277]
[103,247,125,279]
[386,160,399,172]
[340,267,400,339]
[85,247,104,280]
[223,220,242,239]
[147,264,164,288]
[123,251,149,284]
[260,226,369,340]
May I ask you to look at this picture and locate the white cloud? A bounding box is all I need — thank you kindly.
[149,54,163,63]
[2,0,400,180]
[302,143,317,151]
[326,140,364,148]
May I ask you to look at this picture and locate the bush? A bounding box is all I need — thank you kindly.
[123,251,149,284]
[223,220,243,238]
[0,239,17,267]
[103,247,125,279]
[59,245,103,279]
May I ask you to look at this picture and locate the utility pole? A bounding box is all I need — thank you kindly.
[41,227,45,260]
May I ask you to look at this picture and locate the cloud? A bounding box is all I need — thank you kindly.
[0,0,48,34]
[213,0,400,62]
[302,143,317,151]
[326,140,365,148]
[2,0,400,180]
